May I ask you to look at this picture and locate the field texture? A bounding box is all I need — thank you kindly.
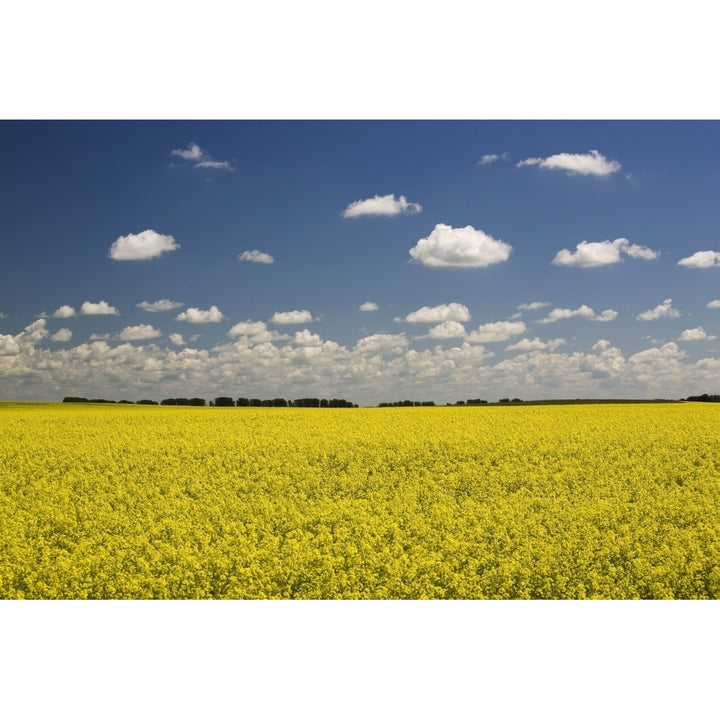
[1,402,719,599]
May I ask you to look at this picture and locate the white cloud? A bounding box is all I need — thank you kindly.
[353,333,409,355]
[466,321,527,343]
[505,337,566,352]
[293,329,323,347]
[405,303,471,324]
[0,334,20,355]
[478,153,508,165]
[109,230,179,261]
[16,319,48,347]
[677,250,720,268]
[138,299,184,312]
[636,298,681,321]
[538,305,617,324]
[629,342,685,364]
[81,300,119,316]
[518,301,549,311]
[53,305,76,318]
[359,302,379,312]
[7,317,720,406]
[679,327,715,341]
[119,324,161,341]
[427,321,466,339]
[707,300,720,309]
[168,333,186,346]
[409,224,512,268]
[171,142,232,170]
[594,310,619,322]
[552,238,658,267]
[51,328,72,342]
[342,193,422,218]
[270,310,314,325]
[239,250,274,264]
[228,320,269,337]
[517,149,621,177]
[176,306,225,323]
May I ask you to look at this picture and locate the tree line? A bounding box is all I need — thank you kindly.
[62,396,358,407]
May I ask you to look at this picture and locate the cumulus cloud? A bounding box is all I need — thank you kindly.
[342,194,422,218]
[516,149,621,177]
[359,302,379,312]
[228,320,269,337]
[137,299,184,312]
[677,251,720,268]
[51,328,72,342]
[706,300,720,309]
[409,224,512,268]
[353,333,409,355]
[238,250,274,264]
[636,298,681,321]
[517,301,549,311]
[53,305,76,318]
[81,300,119,316]
[7,317,720,405]
[405,303,471,324]
[171,142,232,170]
[293,329,323,347]
[228,320,286,346]
[466,321,527,343]
[109,230,180,261]
[505,337,566,352]
[0,334,20,355]
[16,319,49,347]
[679,327,716,341]
[270,310,315,325]
[176,306,225,323]
[426,321,467,339]
[552,238,658,267]
[119,324,162,341]
[538,305,617,324]
[478,152,508,165]
[168,333,186,346]
[629,342,685,364]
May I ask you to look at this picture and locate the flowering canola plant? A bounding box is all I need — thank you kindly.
[1,402,719,599]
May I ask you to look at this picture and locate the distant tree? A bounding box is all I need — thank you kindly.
[214,396,235,407]
[137,399,158,405]
[62,396,89,403]
[272,398,288,407]
[295,398,320,407]
[249,398,263,407]
[161,398,177,405]
[189,398,206,406]
[236,397,250,407]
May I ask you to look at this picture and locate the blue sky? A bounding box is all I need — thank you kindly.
[1,120,719,404]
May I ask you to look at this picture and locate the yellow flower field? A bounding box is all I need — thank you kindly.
[1,402,719,599]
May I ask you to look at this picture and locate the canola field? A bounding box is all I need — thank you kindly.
[1,401,719,599]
